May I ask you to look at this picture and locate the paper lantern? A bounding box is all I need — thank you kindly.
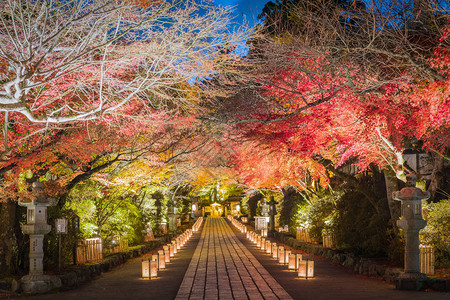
[172,241,178,254]
[257,236,261,248]
[169,244,175,257]
[285,250,291,265]
[150,260,158,278]
[261,238,266,250]
[272,243,278,259]
[298,260,307,278]
[163,245,170,262]
[278,246,285,264]
[307,260,314,277]
[288,254,296,270]
[298,259,314,278]
[158,250,165,269]
[142,260,149,278]
[296,254,303,270]
[266,241,272,254]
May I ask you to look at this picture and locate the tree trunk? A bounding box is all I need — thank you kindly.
[0,200,17,276]
[384,169,401,221]
[428,152,445,202]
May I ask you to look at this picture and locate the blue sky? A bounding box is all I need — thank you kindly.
[214,0,269,27]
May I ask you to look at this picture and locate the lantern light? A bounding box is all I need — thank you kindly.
[261,238,266,251]
[169,244,175,257]
[272,243,278,259]
[296,254,303,270]
[158,250,165,269]
[164,245,170,262]
[298,259,314,278]
[278,246,285,264]
[150,260,158,278]
[288,254,296,270]
[172,241,178,254]
[266,241,272,254]
[142,260,149,278]
[285,250,291,265]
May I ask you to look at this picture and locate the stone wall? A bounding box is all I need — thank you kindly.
[273,232,450,292]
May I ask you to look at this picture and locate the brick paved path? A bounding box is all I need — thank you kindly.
[175,217,292,300]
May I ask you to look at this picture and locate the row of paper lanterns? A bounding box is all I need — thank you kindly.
[230,217,314,279]
[142,217,204,279]
[227,215,247,233]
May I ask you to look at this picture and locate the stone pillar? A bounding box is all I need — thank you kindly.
[267,196,278,237]
[19,182,60,293]
[393,174,429,290]
[167,200,178,233]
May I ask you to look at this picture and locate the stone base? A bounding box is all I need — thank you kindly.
[20,274,62,294]
[395,272,428,291]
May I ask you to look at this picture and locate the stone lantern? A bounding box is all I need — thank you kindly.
[393,174,429,290]
[267,196,278,237]
[167,199,178,233]
[18,182,58,293]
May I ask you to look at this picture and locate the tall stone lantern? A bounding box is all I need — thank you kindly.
[267,196,278,237]
[167,199,178,233]
[18,182,56,293]
[392,174,429,290]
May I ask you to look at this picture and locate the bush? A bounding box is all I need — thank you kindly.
[333,190,390,257]
[422,199,450,268]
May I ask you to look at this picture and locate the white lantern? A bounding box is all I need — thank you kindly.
[298,259,314,278]
[169,244,175,257]
[150,260,158,278]
[272,243,278,259]
[142,260,149,278]
[278,246,285,264]
[288,254,296,270]
[296,254,303,270]
[285,250,291,265]
[158,250,165,269]
[266,241,272,254]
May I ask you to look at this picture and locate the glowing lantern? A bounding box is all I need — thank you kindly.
[298,260,307,277]
[296,254,303,270]
[261,238,266,250]
[163,245,170,262]
[298,259,314,278]
[288,254,296,270]
[272,243,278,259]
[150,260,158,278]
[266,241,272,254]
[278,246,285,264]
[261,229,268,237]
[169,244,175,257]
[285,250,291,265]
[158,250,165,269]
[142,260,149,278]
[257,236,261,248]
[308,260,314,277]
[172,241,178,254]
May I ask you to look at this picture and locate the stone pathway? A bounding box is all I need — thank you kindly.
[176,217,292,300]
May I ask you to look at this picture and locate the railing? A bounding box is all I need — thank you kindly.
[322,232,334,249]
[76,237,103,264]
[296,227,313,243]
[420,244,435,275]
[107,235,129,254]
